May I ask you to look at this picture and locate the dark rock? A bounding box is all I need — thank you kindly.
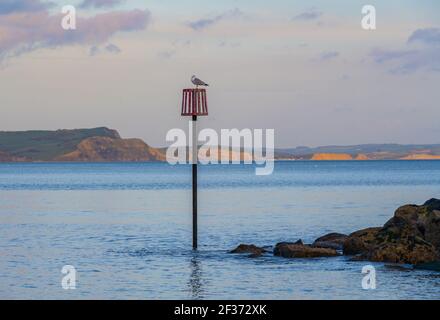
[274,242,338,258]
[275,241,297,247]
[274,239,303,248]
[343,227,381,255]
[313,241,343,250]
[230,244,267,257]
[423,198,440,211]
[349,255,367,262]
[313,233,348,250]
[314,232,348,244]
[343,199,440,265]
[381,202,440,251]
[366,240,438,265]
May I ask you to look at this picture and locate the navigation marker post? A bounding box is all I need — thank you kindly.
[181,88,208,249]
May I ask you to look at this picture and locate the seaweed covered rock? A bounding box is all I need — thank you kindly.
[313,233,348,250]
[343,199,440,265]
[366,239,437,265]
[343,228,381,255]
[274,242,338,258]
[230,244,267,257]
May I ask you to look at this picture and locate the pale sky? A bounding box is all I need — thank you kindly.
[0,0,439,147]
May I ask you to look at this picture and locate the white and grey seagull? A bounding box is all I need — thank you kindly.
[191,75,209,87]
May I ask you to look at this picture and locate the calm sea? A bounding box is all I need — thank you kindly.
[0,161,439,299]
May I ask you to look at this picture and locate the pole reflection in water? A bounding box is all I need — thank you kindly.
[188,253,204,299]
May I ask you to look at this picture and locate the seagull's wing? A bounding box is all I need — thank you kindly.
[194,77,209,86]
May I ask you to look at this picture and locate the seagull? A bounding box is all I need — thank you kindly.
[191,75,209,87]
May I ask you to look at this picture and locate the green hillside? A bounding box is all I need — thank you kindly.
[0,127,120,161]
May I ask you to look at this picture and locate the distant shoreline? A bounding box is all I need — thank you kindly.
[1,159,440,164]
[1,127,440,162]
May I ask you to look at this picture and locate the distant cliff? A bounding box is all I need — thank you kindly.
[277,144,440,160]
[400,154,440,160]
[56,136,165,162]
[310,153,370,161]
[0,127,165,162]
[311,153,353,161]
[1,128,440,162]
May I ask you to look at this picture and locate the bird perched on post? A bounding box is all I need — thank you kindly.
[191,75,209,88]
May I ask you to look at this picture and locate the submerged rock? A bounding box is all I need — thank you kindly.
[313,233,348,250]
[274,242,338,258]
[343,199,440,265]
[230,244,267,257]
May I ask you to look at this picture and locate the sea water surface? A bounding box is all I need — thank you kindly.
[0,161,439,299]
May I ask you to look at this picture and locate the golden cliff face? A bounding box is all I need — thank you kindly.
[355,154,369,160]
[311,153,353,160]
[193,148,254,162]
[310,153,371,160]
[400,154,440,160]
[55,137,166,162]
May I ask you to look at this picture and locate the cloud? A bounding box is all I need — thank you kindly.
[0,0,53,15]
[171,39,191,48]
[187,8,243,31]
[157,50,176,59]
[0,4,150,59]
[105,43,121,54]
[408,27,440,46]
[319,51,339,61]
[370,49,417,64]
[293,8,322,21]
[218,41,241,48]
[80,0,126,9]
[89,43,121,56]
[370,48,440,74]
[370,28,440,74]
[89,45,100,56]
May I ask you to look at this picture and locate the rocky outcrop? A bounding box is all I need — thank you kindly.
[230,240,339,259]
[274,241,339,258]
[366,239,437,265]
[229,200,440,267]
[355,154,369,160]
[55,137,165,162]
[342,199,440,265]
[343,228,381,255]
[0,127,166,162]
[313,233,348,250]
[230,244,267,258]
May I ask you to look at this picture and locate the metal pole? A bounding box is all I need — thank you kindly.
[192,114,198,250]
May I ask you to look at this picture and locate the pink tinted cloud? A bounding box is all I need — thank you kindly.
[80,0,126,9]
[0,8,150,58]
